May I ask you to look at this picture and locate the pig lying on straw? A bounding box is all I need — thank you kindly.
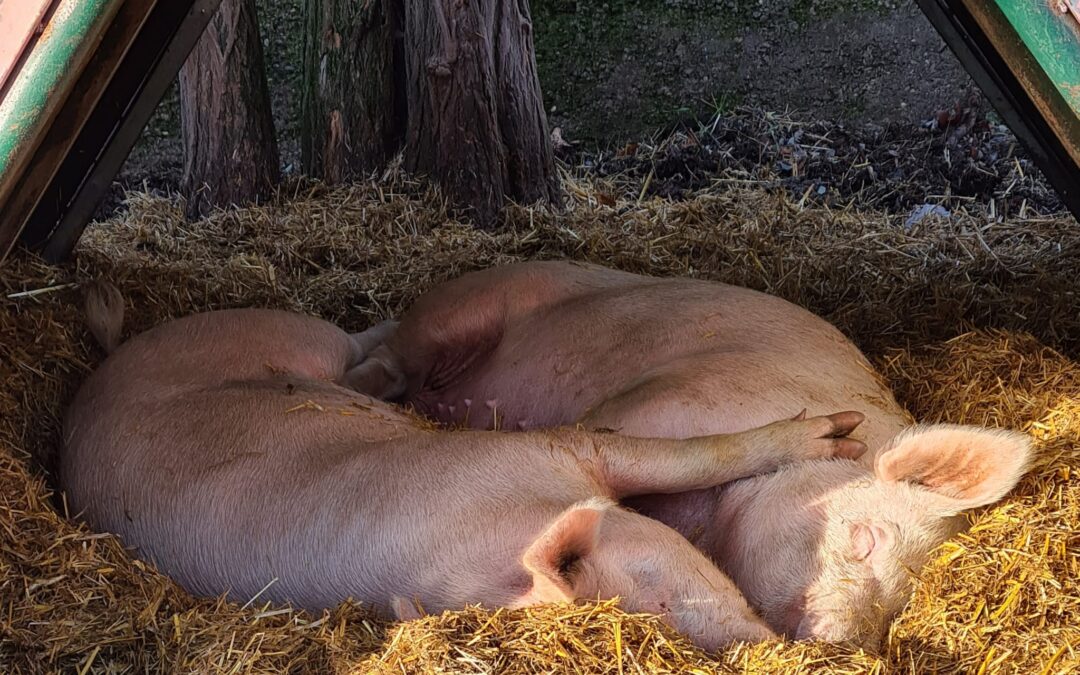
[60,281,866,651]
[348,261,1033,650]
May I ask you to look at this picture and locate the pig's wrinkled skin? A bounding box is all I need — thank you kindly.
[352,261,1034,649]
[59,288,870,652]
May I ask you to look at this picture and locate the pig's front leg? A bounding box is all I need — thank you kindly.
[578,411,867,498]
[342,330,409,400]
[349,320,399,359]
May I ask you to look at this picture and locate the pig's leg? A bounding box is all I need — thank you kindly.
[560,412,867,498]
[341,320,408,399]
[342,296,507,401]
[341,319,406,397]
[343,343,408,400]
[349,320,399,360]
[357,264,605,401]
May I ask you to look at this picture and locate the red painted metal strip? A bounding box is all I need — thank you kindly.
[0,0,57,93]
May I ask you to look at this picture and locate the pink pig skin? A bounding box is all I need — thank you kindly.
[60,294,869,652]
[356,261,1033,649]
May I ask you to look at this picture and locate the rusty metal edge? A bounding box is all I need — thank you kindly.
[0,0,56,94]
[974,0,1080,166]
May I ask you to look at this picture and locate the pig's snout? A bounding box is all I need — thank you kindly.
[794,609,883,651]
[666,597,779,652]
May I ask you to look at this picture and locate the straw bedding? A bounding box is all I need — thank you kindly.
[1,174,1078,673]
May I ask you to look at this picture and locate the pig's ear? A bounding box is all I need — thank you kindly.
[871,424,1033,512]
[520,497,612,603]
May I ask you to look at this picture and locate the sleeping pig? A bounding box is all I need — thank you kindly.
[58,282,867,652]
[348,260,1033,649]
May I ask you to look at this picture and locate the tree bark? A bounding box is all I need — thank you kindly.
[301,0,405,183]
[403,0,560,227]
[179,0,279,218]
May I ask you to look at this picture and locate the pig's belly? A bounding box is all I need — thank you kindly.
[601,353,911,546]
[410,358,603,431]
[413,344,910,453]
[404,315,913,569]
[584,355,910,450]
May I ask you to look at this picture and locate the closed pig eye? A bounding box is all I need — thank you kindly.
[849,522,893,562]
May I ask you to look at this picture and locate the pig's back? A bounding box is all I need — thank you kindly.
[421,275,909,449]
[576,279,911,448]
[58,310,423,608]
[59,308,367,508]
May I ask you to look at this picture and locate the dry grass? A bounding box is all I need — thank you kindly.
[1,172,1078,673]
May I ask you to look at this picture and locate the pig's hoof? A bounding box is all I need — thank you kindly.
[343,356,407,400]
[809,413,867,460]
[350,320,400,361]
[768,411,868,464]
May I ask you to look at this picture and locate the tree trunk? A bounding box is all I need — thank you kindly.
[179,0,279,218]
[301,0,405,183]
[403,0,560,227]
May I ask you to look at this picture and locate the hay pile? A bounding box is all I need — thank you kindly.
[1,174,1078,673]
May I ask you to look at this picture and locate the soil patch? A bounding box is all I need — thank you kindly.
[557,104,1064,215]
[108,0,992,214]
[537,1,978,142]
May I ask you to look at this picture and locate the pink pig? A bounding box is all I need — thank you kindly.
[58,282,867,652]
[351,261,1033,649]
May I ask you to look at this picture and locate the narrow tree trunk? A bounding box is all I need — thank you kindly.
[403,0,560,227]
[301,0,405,183]
[179,0,279,218]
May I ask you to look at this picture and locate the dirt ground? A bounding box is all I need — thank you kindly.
[561,102,1064,216]
[536,1,979,141]
[110,0,1061,220]
[729,5,973,124]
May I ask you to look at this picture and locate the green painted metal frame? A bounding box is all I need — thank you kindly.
[994,0,1080,128]
[0,0,157,264]
[0,0,223,264]
[981,0,1080,174]
[917,0,1080,221]
[0,0,124,238]
[28,0,223,262]
[0,0,56,93]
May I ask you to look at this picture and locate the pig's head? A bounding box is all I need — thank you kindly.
[713,424,1032,650]
[513,496,778,651]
